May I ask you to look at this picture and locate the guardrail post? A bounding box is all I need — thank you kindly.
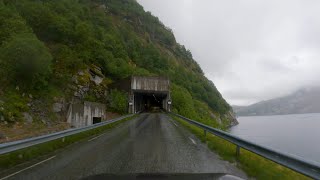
[236,145,240,157]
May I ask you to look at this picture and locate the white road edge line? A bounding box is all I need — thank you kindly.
[189,137,197,145]
[0,156,56,180]
[88,136,99,142]
[170,120,178,127]
[88,133,105,142]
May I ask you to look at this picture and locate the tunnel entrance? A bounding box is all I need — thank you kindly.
[134,92,167,112]
[128,76,171,113]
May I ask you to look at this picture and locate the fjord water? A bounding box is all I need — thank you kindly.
[229,113,320,164]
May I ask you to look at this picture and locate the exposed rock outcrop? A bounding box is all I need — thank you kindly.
[89,65,105,85]
[210,112,222,125]
[22,112,33,123]
[70,65,110,102]
[225,111,239,127]
[52,103,64,112]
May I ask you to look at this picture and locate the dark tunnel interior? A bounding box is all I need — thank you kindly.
[134,92,167,112]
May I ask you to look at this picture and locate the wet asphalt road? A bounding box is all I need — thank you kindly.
[1,113,247,180]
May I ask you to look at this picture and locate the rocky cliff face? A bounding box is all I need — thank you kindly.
[224,111,239,127]
[233,87,320,116]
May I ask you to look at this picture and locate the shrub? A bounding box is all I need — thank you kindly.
[107,89,128,114]
[0,34,52,90]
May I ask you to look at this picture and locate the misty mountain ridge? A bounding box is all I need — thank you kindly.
[233,87,320,116]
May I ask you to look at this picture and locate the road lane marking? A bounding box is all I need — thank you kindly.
[170,120,178,127]
[88,133,105,142]
[189,137,196,145]
[88,136,99,142]
[0,156,56,180]
[173,122,178,127]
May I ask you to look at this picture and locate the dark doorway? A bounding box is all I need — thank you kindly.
[149,94,162,110]
[134,92,167,112]
[93,117,102,124]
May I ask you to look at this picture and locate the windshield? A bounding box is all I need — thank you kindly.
[0,0,319,180]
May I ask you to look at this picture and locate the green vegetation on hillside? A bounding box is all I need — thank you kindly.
[0,0,231,127]
[0,34,52,90]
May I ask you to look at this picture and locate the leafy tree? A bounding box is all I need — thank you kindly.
[52,45,83,74]
[171,84,196,118]
[107,89,128,114]
[0,34,52,90]
[0,2,31,45]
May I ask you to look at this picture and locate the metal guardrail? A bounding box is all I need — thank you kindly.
[171,113,320,179]
[0,114,134,155]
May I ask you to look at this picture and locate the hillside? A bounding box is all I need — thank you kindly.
[0,0,236,141]
[233,87,320,116]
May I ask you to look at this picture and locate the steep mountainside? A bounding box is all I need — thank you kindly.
[0,0,236,136]
[233,87,320,116]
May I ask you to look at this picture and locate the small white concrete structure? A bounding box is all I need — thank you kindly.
[67,101,106,128]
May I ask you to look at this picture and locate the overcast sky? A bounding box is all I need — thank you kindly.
[137,0,320,106]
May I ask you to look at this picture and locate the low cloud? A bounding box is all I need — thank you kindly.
[138,0,320,105]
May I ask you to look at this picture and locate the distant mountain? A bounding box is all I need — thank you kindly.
[231,105,246,112]
[233,87,320,116]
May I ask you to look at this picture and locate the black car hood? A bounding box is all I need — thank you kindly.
[82,173,245,180]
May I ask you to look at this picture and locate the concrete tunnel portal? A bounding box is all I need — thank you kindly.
[133,92,168,112]
[128,76,171,113]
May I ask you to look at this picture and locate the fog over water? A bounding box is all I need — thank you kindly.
[137,0,320,105]
[230,113,320,164]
